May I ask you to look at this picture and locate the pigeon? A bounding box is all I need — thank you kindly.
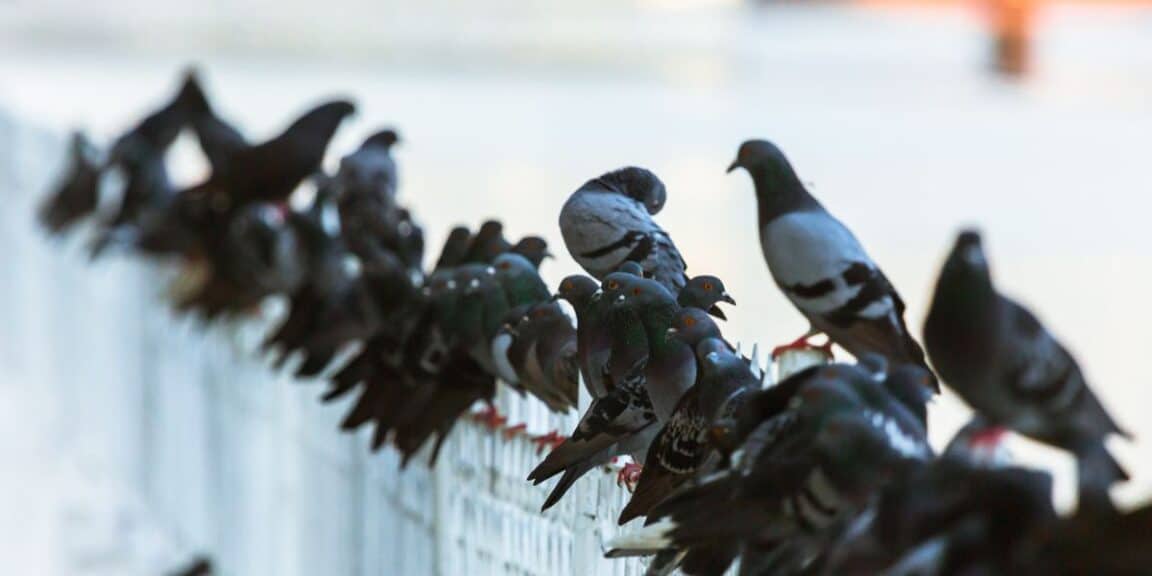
[559,166,688,292]
[822,458,1056,576]
[173,202,305,320]
[39,131,103,235]
[606,362,931,572]
[91,71,202,249]
[678,275,736,320]
[335,130,410,266]
[619,336,758,525]
[527,272,661,511]
[176,97,355,224]
[923,229,1131,501]
[553,274,608,397]
[491,301,579,412]
[462,220,511,264]
[727,139,933,387]
[610,274,697,422]
[510,235,552,269]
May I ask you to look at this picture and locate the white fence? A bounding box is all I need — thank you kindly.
[0,110,692,576]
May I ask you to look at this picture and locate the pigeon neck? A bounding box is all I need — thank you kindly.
[639,301,680,353]
[749,167,822,226]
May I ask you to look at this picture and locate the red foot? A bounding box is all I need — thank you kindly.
[531,430,568,454]
[970,426,1007,449]
[472,404,507,430]
[617,462,643,491]
[502,423,527,439]
[771,334,834,360]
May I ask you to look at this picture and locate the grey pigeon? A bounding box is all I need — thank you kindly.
[678,275,736,320]
[528,272,661,511]
[619,336,758,526]
[923,229,1131,500]
[491,301,579,413]
[559,167,688,292]
[727,140,933,388]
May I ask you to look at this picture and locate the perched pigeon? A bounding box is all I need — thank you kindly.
[607,361,930,573]
[678,275,736,320]
[923,229,1130,500]
[528,273,660,510]
[611,275,697,422]
[213,99,355,205]
[173,202,305,320]
[822,458,1056,576]
[553,274,608,397]
[619,336,758,525]
[39,131,103,235]
[491,301,579,412]
[727,140,933,387]
[88,74,204,256]
[559,167,688,292]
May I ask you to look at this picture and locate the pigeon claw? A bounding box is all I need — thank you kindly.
[472,404,507,430]
[771,334,834,360]
[617,462,643,492]
[531,430,568,454]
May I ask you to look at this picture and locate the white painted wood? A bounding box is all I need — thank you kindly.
[0,109,819,576]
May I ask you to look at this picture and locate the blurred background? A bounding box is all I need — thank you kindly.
[1,0,1151,574]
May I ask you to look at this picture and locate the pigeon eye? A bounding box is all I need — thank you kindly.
[684,316,696,327]
[608,281,619,290]
[703,282,713,291]
[632,287,641,296]
[499,261,511,270]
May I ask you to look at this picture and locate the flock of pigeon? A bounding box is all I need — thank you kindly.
[38,70,1150,576]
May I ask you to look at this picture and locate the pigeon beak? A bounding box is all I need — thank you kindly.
[545,250,555,260]
[707,305,727,321]
[666,327,679,339]
[615,294,626,304]
[550,293,562,302]
[720,292,736,306]
[726,159,741,174]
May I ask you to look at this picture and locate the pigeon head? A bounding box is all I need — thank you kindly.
[511,236,552,268]
[604,273,671,308]
[615,261,646,277]
[493,252,537,281]
[527,301,568,324]
[667,307,722,347]
[599,271,642,303]
[728,140,821,222]
[727,139,797,179]
[554,275,599,309]
[362,129,400,150]
[591,166,667,215]
[940,229,993,292]
[679,275,736,319]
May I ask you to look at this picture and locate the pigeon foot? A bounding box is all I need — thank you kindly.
[617,462,643,491]
[771,334,833,359]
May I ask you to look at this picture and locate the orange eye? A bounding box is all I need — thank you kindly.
[562,280,571,290]
[703,282,713,291]
[608,280,619,290]
[499,261,511,270]
[684,316,696,327]
[632,287,642,296]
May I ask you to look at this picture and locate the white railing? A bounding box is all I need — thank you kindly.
[0,108,818,576]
